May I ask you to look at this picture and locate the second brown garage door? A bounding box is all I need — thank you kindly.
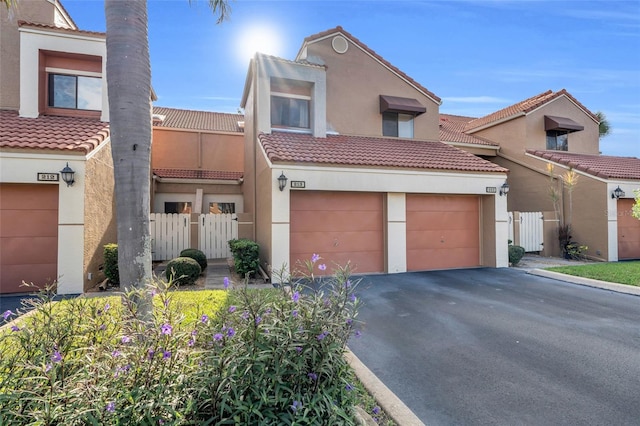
[407,194,480,271]
[290,191,384,275]
[618,198,640,260]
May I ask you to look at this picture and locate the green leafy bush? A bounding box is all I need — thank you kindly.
[228,238,260,278]
[165,257,201,286]
[179,248,207,270]
[104,243,119,285]
[0,256,365,425]
[509,244,526,266]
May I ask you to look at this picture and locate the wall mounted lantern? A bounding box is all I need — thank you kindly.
[277,172,288,192]
[499,182,510,196]
[60,163,75,187]
[611,186,625,199]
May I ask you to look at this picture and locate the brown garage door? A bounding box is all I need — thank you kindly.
[0,184,59,293]
[290,191,384,275]
[618,198,640,260]
[407,194,480,271]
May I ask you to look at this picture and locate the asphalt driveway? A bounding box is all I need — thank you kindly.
[347,268,640,425]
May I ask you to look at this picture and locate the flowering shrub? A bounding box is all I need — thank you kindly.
[0,254,364,425]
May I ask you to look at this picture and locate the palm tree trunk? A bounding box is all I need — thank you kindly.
[105,0,152,321]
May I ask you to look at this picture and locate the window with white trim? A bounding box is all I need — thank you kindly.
[48,73,102,111]
[382,112,414,138]
[271,94,310,129]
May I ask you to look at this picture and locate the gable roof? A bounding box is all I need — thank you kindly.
[152,106,244,133]
[527,150,640,180]
[260,132,507,174]
[0,110,109,154]
[153,169,243,181]
[18,20,104,38]
[439,114,499,147]
[465,89,599,133]
[297,26,441,105]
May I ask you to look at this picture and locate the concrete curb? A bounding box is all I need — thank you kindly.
[345,348,425,426]
[528,269,640,296]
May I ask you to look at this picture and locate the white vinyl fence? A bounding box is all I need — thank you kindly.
[509,211,544,252]
[199,213,237,259]
[150,213,191,261]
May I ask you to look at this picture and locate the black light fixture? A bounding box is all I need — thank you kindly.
[499,181,510,196]
[611,186,625,199]
[277,172,288,191]
[60,162,75,187]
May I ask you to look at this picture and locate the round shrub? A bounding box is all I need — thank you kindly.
[165,257,201,285]
[509,245,526,266]
[103,243,119,285]
[180,248,208,270]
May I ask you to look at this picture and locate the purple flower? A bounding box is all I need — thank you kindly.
[291,400,302,412]
[354,330,362,338]
[228,306,236,313]
[345,280,351,288]
[226,327,236,337]
[346,318,353,325]
[316,331,328,341]
[51,351,62,363]
[372,406,380,415]
[292,310,298,318]
[223,277,230,289]
[191,330,197,336]
[200,314,209,323]
[265,308,272,315]
[311,253,320,263]
[188,338,195,347]
[106,401,115,413]
[161,323,172,335]
[121,335,131,343]
[164,298,170,308]
[350,294,356,303]
[45,364,52,373]
[11,325,19,332]
[104,303,111,312]
[241,311,250,320]
[294,346,302,353]
[100,324,106,330]
[213,333,223,341]
[147,348,155,359]
[318,264,327,271]
[2,310,13,320]
[307,372,317,380]
[345,383,354,391]
[255,316,262,324]
[292,291,300,303]
[112,350,121,357]
[162,350,171,360]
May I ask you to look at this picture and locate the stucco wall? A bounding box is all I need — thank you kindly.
[494,155,558,212]
[151,128,243,172]
[83,141,116,290]
[255,146,273,272]
[242,72,257,239]
[0,0,56,110]
[304,35,440,140]
[473,116,527,158]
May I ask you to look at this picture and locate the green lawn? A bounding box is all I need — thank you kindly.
[546,261,640,286]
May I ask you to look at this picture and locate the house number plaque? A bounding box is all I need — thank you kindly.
[37,173,59,182]
[290,181,306,188]
[486,187,497,193]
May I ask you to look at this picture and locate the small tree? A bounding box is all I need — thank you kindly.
[633,189,640,220]
[595,111,611,139]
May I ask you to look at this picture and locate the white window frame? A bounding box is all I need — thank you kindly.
[270,91,311,131]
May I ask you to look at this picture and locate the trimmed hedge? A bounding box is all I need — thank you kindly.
[228,239,260,278]
[509,245,526,266]
[166,257,202,286]
[180,248,208,270]
[104,243,119,285]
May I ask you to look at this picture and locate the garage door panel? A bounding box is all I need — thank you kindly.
[290,191,383,274]
[0,184,58,209]
[618,199,640,259]
[290,210,382,233]
[407,194,480,271]
[1,264,58,291]
[1,237,58,264]
[291,250,382,275]
[1,210,58,237]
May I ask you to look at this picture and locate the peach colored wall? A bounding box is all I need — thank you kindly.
[481,195,497,267]
[154,182,242,195]
[254,147,273,270]
[83,142,117,291]
[0,0,56,110]
[151,129,243,172]
[473,116,527,158]
[305,37,440,140]
[242,73,257,238]
[493,156,558,212]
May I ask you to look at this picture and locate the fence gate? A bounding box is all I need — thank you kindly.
[518,212,544,252]
[199,213,238,259]
[150,213,191,261]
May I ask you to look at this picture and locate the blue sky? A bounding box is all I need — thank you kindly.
[63,0,639,157]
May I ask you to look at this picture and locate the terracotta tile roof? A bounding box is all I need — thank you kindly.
[153,169,243,180]
[465,89,599,132]
[18,20,105,37]
[299,26,441,104]
[527,150,640,180]
[152,106,244,133]
[260,132,507,174]
[0,110,109,154]
[439,114,498,147]
[256,52,326,69]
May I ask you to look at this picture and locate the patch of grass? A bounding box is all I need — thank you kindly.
[546,261,640,286]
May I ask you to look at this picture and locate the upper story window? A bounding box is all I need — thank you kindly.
[48,73,102,111]
[383,112,414,138]
[546,130,569,151]
[271,94,310,129]
[209,202,235,214]
[165,202,192,214]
